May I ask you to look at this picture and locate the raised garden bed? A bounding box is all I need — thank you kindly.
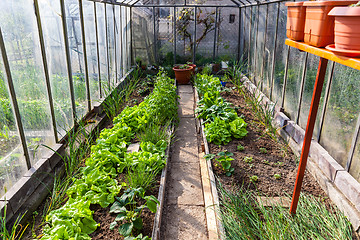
[20,70,177,240]
[194,72,356,239]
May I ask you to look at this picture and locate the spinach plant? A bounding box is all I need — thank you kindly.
[109,188,159,238]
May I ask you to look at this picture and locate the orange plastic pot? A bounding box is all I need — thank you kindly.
[285,2,306,41]
[303,1,357,47]
[173,66,194,85]
[328,7,360,51]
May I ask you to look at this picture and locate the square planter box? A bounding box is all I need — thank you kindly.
[303,1,357,47]
[286,2,306,41]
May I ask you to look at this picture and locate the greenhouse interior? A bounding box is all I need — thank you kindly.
[0,0,360,239]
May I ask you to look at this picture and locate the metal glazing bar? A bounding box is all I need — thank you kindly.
[193,7,197,64]
[60,0,77,122]
[104,3,111,89]
[133,4,242,8]
[79,0,92,112]
[317,62,335,142]
[33,0,58,142]
[346,107,360,172]
[88,0,130,7]
[0,27,31,169]
[153,7,157,63]
[213,7,219,60]
[270,2,280,101]
[230,0,241,6]
[295,52,309,124]
[125,7,129,70]
[130,7,133,66]
[113,5,118,81]
[243,7,246,61]
[280,45,291,111]
[94,2,102,98]
[237,7,242,62]
[173,7,176,65]
[260,4,268,82]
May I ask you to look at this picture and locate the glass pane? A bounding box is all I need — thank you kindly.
[83,0,101,107]
[115,5,122,80]
[193,7,216,62]
[106,4,116,86]
[262,3,277,98]
[132,7,154,68]
[283,48,305,121]
[38,0,74,138]
[320,65,360,168]
[298,55,332,139]
[249,6,257,78]
[127,7,131,70]
[156,7,172,66]
[96,3,109,96]
[217,7,239,62]
[0,64,26,197]
[255,5,266,83]
[0,0,55,167]
[271,2,287,107]
[349,133,360,182]
[65,0,87,119]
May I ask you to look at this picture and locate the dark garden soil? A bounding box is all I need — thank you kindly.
[208,83,327,200]
[22,74,160,240]
[89,176,160,240]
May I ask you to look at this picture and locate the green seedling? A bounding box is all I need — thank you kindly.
[263,160,270,165]
[259,147,267,154]
[218,151,234,157]
[243,156,253,163]
[204,154,215,161]
[249,175,258,183]
[274,173,281,180]
[214,151,234,176]
[276,161,284,166]
[237,144,245,151]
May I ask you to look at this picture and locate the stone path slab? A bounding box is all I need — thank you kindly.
[167,162,204,206]
[161,205,208,240]
[161,85,209,240]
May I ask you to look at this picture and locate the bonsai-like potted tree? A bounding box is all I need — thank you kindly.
[173,64,194,84]
[326,1,360,57]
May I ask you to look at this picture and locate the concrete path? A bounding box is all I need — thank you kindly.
[160,85,208,240]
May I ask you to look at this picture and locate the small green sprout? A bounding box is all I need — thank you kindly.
[276,161,284,166]
[274,173,281,180]
[259,147,267,154]
[237,144,245,151]
[250,175,258,183]
[263,160,270,165]
[244,156,253,163]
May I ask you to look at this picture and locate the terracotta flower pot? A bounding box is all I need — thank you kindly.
[188,64,196,75]
[173,66,194,85]
[285,2,306,41]
[303,1,357,47]
[328,6,360,52]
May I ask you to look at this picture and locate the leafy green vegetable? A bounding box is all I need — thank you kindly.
[42,199,98,240]
[229,117,248,139]
[109,188,159,237]
[204,117,232,145]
